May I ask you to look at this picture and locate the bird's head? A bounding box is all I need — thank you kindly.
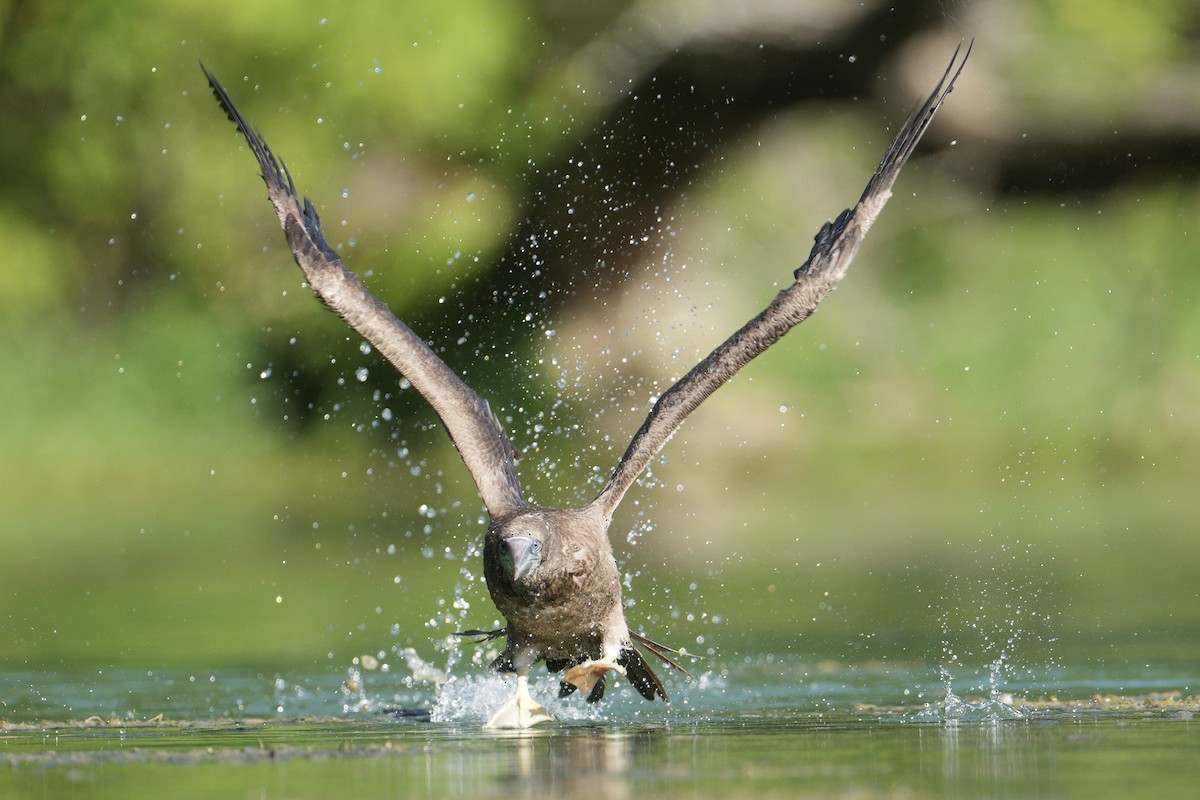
[486,506,603,592]
[497,533,543,583]
[486,509,566,588]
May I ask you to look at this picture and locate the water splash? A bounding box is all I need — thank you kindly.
[429,672,603,725]
[910,535,1058,724]
[338,641,462,715]
[913,662,1025,723]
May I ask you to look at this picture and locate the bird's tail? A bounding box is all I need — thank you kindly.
[620,632,695,702]
[631,632,694,677]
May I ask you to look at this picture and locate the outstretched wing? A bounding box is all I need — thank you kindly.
[590,43,971,520]
[201,64,527,519]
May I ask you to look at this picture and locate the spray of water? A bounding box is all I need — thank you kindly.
[913,539,1057,723]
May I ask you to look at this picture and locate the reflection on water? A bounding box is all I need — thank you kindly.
[928,717,1029,787]
[481,729,645,800]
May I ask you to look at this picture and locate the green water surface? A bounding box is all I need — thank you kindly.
[2,660,1196,799]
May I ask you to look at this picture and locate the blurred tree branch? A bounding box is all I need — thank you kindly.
[413,0,952,357]
[247,0,1200,430]
[5,0,1199,441]
[414,0,1200,370]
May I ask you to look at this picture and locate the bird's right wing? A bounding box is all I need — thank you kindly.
[202,64,527,519]
[590,43,970,520]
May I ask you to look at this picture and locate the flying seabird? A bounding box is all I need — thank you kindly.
[201,43,968,728]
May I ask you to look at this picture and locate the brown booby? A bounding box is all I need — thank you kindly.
[202,42,968,728]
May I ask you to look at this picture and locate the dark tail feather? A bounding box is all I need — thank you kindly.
[630,631,695,679]
[554,633,692,703]
[619,644,669,702]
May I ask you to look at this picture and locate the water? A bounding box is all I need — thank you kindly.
[2,658,1195,798]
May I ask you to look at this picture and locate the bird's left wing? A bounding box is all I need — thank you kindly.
[202,64,527,519]
[591,43,971,520]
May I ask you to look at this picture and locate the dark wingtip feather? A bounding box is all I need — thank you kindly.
[202,62,343,273]
[199,60,241,126]
[794,41,971,280]
[863,39,972,201]
[199,62,294,199]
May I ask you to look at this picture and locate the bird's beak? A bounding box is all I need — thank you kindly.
[502,536,542,583]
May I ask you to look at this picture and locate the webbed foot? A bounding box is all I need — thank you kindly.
[484,674,556,729]
[561,656,626,699]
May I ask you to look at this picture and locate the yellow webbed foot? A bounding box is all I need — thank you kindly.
[562,656,626,699]
[485,674,556,729]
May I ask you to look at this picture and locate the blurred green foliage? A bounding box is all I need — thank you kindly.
[1,1,1197,679]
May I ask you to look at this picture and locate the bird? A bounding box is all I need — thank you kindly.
[201,42,968,728]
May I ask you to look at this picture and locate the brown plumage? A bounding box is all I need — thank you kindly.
[201,42,968,728]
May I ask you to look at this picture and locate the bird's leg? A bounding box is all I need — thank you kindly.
[484,670,556,729]
[561,646,627,699]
